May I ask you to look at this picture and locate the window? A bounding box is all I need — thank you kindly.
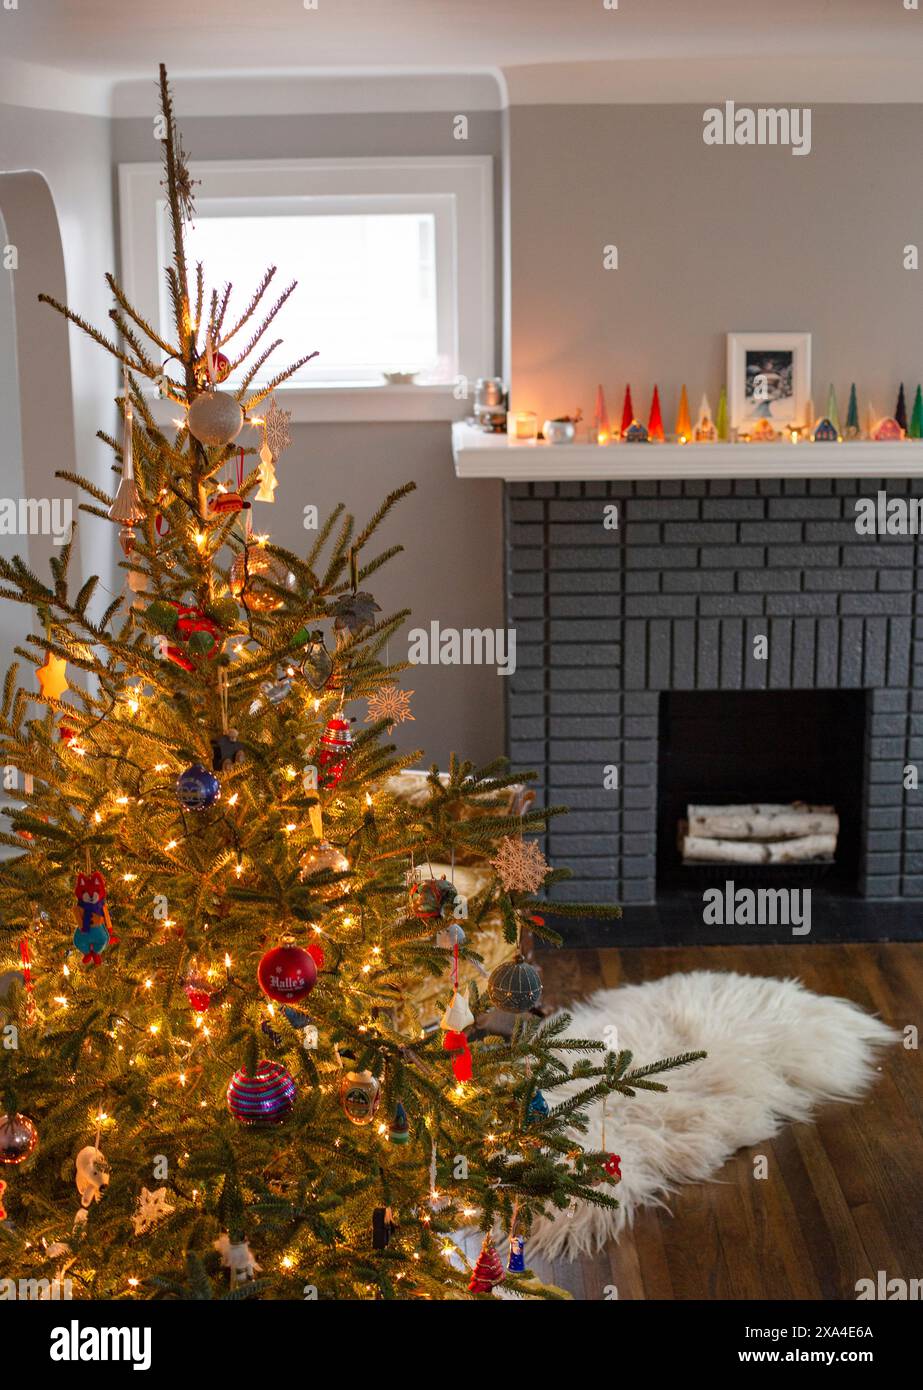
[119,156,494,419]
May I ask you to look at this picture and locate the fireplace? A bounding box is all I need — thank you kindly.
[506,475,923,922]
[656,689,866,896]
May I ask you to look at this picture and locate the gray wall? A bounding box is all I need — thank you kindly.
[112,110,506,768]
[0,103,117,606]
[508,104,923,428]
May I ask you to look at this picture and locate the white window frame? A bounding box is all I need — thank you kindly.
[118,156,494,423]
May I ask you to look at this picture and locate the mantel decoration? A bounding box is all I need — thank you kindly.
[503,372,923,452]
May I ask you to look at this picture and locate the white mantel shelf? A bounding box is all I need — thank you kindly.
[452,422,923,481]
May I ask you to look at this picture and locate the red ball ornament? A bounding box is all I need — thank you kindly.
[185,979,212,1013]
[257,944,318,1004]
[306,941,325,970]
[317,717,352,789]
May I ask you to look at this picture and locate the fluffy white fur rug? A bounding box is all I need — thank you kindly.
[528,970,898,1261]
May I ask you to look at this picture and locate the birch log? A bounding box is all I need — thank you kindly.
[687,803,839,841]
[681,833,837,864]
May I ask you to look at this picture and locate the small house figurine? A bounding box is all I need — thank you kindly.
[872,416,903,442]
[812,417,839,442]
[694,395,717,442]
[748,418,781,443]
[624,419,649,443]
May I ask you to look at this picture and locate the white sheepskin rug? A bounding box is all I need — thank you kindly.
[528,970,898,1261]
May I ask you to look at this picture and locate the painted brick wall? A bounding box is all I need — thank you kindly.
[506,476,923,905]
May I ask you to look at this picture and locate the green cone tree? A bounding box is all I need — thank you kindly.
[0,67,700,1301]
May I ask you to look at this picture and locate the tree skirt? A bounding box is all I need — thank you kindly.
[528,970,898,1261]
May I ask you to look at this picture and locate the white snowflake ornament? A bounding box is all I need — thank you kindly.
[263,396,292,460]
[490,836,549,894]
[132,1185,175,1235]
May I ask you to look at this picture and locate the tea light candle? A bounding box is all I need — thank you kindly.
[508,411,538,443]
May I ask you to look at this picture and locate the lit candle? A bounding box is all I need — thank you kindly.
[507,411,538,443]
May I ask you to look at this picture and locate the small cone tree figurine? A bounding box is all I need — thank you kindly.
[826,384,841,436]
[647,385,665,443]
[844,383,860,439]
[619,385,635,439]
[895,383,908,434]
[715,385,729,441]
[909,386,923,440]
[675,384,692,442]
[468,1234,506,1293]
[0,64,702,1302]
[594,384,611,445]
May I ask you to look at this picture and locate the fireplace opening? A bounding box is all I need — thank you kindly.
[656,690,867,896]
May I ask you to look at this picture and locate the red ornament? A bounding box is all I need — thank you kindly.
[604,1153,622,1180]
[160,601,223,670]
[305,941,325,970]
[196,347,231,387]
[59,724,77,745]
[317,717,352,789]
[468,1234,505,1293]
[443,1029,472,1081]
[257,944,318,1004]
[185,979,212,1013]
[410,876,458,921]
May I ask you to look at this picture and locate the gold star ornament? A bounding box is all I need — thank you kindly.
[36,653,69,701]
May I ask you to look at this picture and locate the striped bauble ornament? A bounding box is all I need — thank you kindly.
[226,1061,296,1125]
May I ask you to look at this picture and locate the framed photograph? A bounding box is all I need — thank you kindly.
[726,332,812,431]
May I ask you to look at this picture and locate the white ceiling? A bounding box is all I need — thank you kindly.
[3,0,919,76]
[2,0,921,110]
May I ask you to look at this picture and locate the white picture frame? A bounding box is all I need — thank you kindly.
[726,331,812,431]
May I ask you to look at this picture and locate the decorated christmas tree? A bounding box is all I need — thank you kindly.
[0,68,700,1301]
[675,384,692,442]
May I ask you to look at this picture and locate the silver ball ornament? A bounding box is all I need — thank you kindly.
[187,391,243,448]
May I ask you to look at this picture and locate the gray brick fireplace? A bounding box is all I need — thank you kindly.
[506,476,923,905]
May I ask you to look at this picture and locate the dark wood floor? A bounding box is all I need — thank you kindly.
[530,942,923,1300]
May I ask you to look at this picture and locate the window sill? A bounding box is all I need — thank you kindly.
[147,384,469,428]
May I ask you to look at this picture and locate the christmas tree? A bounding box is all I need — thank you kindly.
[647,386,665,443]
[675,384,692,442]
[910,386,923,441]
[0,68,700,1301]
